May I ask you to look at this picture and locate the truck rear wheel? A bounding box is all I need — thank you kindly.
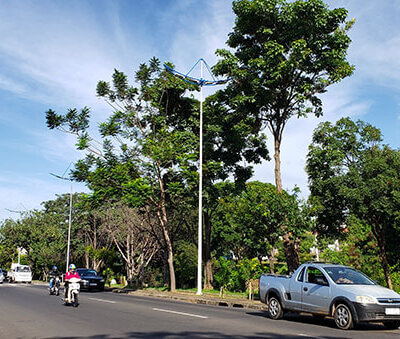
[334,303,354,330]
[268,296,283,320]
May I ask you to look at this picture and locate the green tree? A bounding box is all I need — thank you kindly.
[214,181,307,273]
[174,240,197,288]
[307,118,400,289]
[201,96,269,288]
[46,58,201,291]
[214,0,354,272]
[319,215,385,286]
[47,56,270,290]
[0,194,86,278]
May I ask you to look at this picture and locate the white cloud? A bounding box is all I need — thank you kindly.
[0,173,89,221]
[166,1,233,72]
[0,1,136,112]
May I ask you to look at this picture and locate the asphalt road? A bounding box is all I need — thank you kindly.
[0,282,399,338]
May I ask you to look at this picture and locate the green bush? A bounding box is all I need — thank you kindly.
[213,257,237,291]
[141,265,164,288]
[174,241,197,288]
[102,267,115,286]
[214,257,265,292]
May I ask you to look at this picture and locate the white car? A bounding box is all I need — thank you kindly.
[9,264,32,283]
[0,269,4,283]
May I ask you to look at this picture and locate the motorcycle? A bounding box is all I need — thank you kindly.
[49,276,60,296]
[64,277,81,307]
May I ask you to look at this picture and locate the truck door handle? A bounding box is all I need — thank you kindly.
[303,287,308,292]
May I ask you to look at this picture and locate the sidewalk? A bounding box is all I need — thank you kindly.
[112,288,269,311]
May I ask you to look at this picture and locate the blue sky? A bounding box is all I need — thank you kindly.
[0,0,400,220]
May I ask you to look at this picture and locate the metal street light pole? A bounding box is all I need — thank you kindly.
[50,172,73,273]
[66,179,73,272]
[164,59,232,296]
[196,60,204,295]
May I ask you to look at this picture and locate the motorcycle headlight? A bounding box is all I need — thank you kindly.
[356,296,377,304]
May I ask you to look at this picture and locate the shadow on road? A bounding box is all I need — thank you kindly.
[48,330,348,339]
[246,310,397,332]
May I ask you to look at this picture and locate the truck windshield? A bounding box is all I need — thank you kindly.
[323,266,375,285]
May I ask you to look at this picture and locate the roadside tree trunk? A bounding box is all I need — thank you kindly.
[273,133,300,273]
[102,205,160,287]
[372,222,393,289]
[269,247,276,274]
[156,164,176,292]
[203,212,213,290]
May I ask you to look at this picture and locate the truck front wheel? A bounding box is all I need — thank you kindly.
[268,296,283,320]
[334,303,354,330]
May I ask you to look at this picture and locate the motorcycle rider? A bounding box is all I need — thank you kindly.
[64,264,80,301]
[49,265,61,289]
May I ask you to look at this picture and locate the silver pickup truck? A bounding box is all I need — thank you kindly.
[259,262,400,330]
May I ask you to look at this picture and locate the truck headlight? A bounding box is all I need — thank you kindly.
[356,296,377,304]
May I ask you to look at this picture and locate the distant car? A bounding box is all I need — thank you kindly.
[76,268,105,291]
[0,269,4,284]
[8,264,32,283]
[0,268,7,281]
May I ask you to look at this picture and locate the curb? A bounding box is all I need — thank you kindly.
[116,290,269,311]
[33,281,269,311]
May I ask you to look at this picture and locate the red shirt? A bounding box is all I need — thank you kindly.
[65,271,80,280]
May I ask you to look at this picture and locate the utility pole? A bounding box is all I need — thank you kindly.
[50,172,73,273]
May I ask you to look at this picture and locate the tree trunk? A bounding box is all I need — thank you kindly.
[373,223,393,289]
[127,263,134,286]
[166,241,176,292]
[156,163,176,292]
[269,247,275,274]
[203,212,213,290]
[273,134,300,273]
[162,250,169,287]
[381,250,393,290]
[85,254,89,269]
[274,134,283,193]
[158,202,176,292]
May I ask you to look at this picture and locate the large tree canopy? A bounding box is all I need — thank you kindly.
[213,0,354,272]
[307,117,400,289]
[46,58,200,291]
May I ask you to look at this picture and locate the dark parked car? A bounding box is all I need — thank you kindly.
[0,268,7,280]
[76,268,105,291]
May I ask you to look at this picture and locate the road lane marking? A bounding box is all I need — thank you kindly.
[152,308,208,319]
[88,297,116,304]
